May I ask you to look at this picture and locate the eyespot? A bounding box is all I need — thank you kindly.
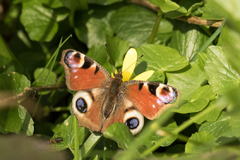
[123,109,144,135]
[76,98,87,113]
[125,118,139,129]
[72,91,93,115]
[156,84,178,104]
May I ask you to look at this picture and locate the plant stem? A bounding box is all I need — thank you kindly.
[74,116,80,160]
[147,10,163,44]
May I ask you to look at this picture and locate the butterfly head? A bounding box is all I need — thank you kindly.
[114,70,123,80]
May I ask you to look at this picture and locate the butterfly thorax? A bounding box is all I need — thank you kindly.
[103,72,123,119]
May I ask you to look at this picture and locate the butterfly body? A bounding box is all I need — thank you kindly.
[60,49,179,135]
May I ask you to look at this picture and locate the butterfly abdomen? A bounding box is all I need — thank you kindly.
[102,76,123,119]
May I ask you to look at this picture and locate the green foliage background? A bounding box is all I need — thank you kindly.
[1,0,240,159]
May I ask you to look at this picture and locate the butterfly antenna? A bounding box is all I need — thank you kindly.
[122,54,144,73]
[105,43,115,74]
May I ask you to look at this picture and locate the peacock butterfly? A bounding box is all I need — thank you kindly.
[60,49,180,135]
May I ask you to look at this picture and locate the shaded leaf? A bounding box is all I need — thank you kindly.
[34,68,57,86]
[74,4,118,48]
[0,72,30,94]
[0,105,34,136]
[52,115,89,150]
[106,35,129,68]
[0,35,27,76]
[169,22,209,61]
[110,5,173,47]
[86,44,112,73]
[20,1,58,42]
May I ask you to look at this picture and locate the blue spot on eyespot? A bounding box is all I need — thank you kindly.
[125,118,139,129]
[76,98,87,113]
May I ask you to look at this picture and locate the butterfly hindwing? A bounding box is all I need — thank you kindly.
[60,49,111,91]
[71,88,107,132]
[101,98,144,135]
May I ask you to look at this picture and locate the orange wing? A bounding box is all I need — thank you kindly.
[123,81,180,120]
[60,49,111,91]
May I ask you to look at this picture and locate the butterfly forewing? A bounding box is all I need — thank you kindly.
[60,49,111,91]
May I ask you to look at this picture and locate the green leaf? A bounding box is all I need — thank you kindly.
[14,50,46,78]
[86,44,112,73]
[0,72,32,135]
[86,17,114,47]
[79,133,103,159]
[106,35,129,68]
[199,112,235,139]
[0,35,27,75]
[198,52,208,71]
[34,68,57,86]
[167,61,207,100]
[139,120,178,148]
[135,44,188,73]
[103,123,134,149]
[54,8,69,22]
[190,98,227,124]
[174,85,216,114]
[199,101,240,138]
[207,0,240,32]
[34,68,57,95]
[204,46,240,95]
[74,5,117,48]
[0,105,34,136]
[41,0,64,8]
[0,72,30,94]
[20,1,58,42]
[185,131,216,153]
[148,0,180,12]
[225,88,240,124]
[220,26,240,74]
[52,115,89,150]
[169,22,209,61]
[164,0,203,19]
[201,2,225,20]
[88,0,123,5]
[110,5,169,47]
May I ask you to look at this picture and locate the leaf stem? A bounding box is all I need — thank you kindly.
[147,10,163,44]
[0,83,66,109]
[74,116,80,160]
